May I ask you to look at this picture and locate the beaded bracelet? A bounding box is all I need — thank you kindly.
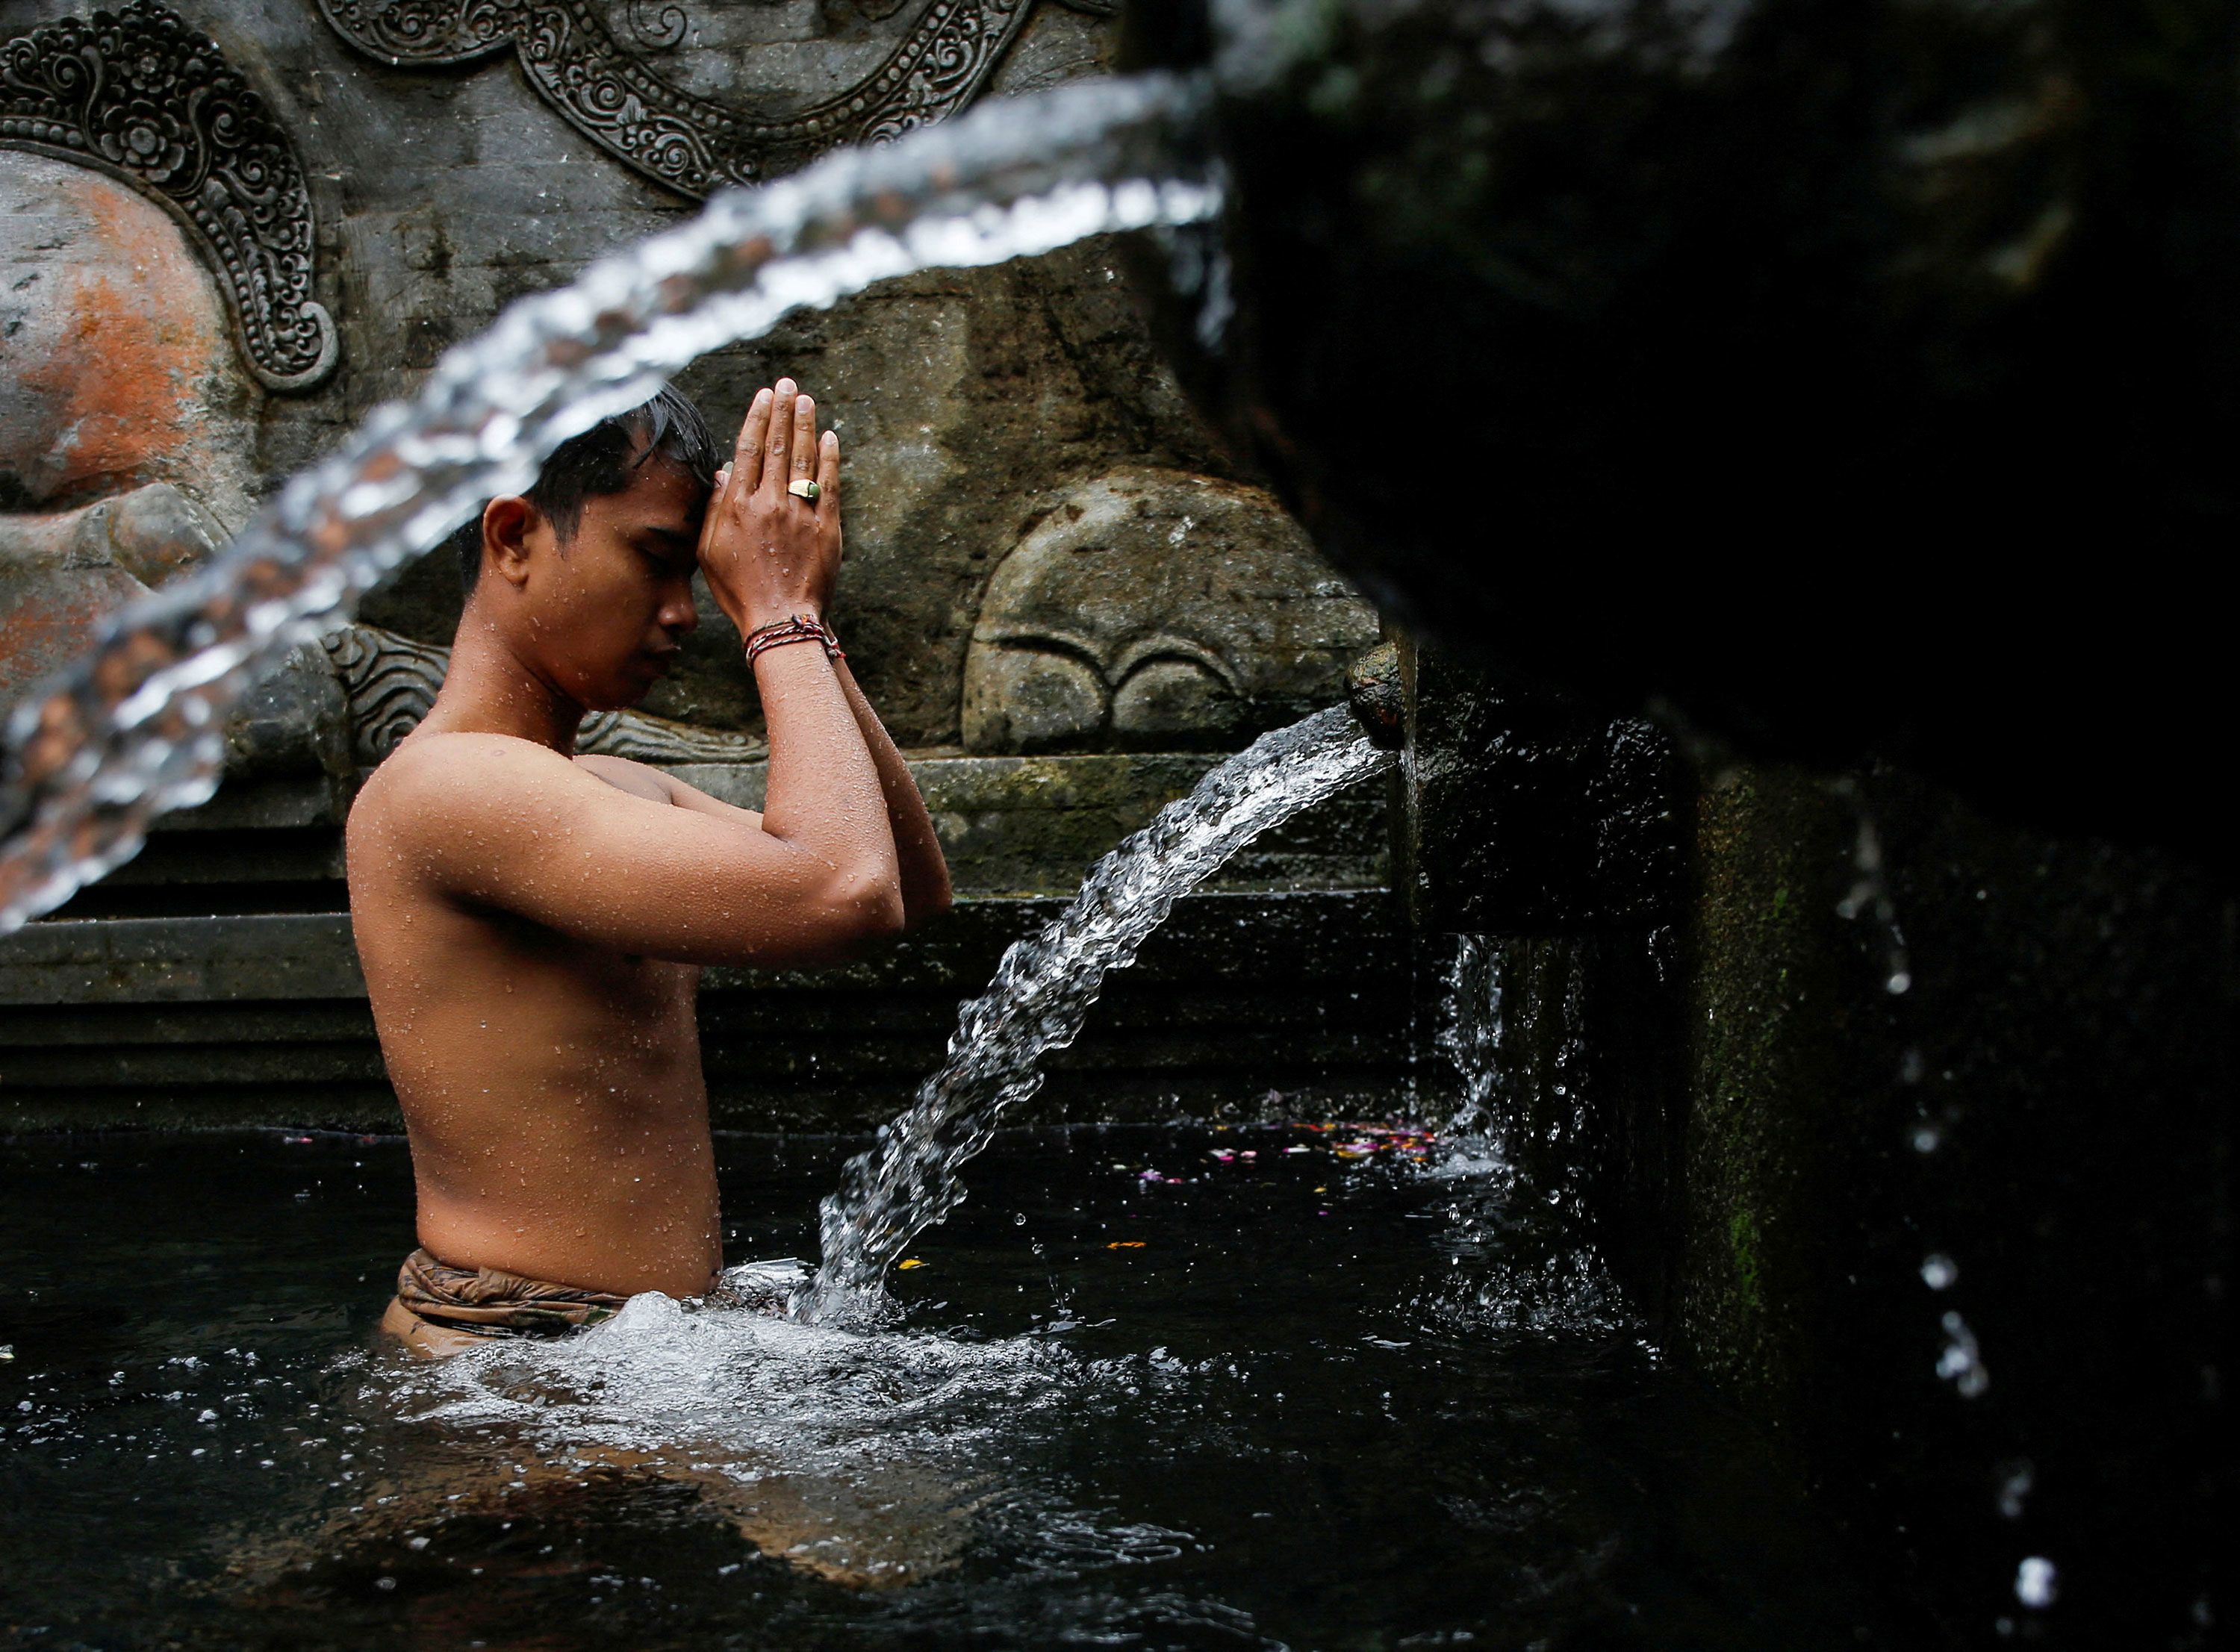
[742,613,844,666]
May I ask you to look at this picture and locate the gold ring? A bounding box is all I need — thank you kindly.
[788,479,821,501]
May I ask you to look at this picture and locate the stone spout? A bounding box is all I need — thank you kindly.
[1124,0,2238,851]
[1342,642,1404,751]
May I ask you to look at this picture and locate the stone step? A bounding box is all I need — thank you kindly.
[0,890,1424,1132]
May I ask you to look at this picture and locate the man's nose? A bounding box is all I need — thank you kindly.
[663,582,700,635]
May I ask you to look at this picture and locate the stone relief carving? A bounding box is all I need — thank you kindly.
[2,150,263,529]
[321,623,771,767]
[0,484,223,706]
[4,152,264,725]
[314,0,1095,198]
[0,482,351,781]
[0,0,338,391]
[962,469,1381,755]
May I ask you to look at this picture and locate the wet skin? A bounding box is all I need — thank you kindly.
[347,381,951,1303]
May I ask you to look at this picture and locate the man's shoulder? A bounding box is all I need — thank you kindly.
[351,731,580,838]
[570,751,676,802]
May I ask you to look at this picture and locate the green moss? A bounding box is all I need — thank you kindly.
[1729,1208,1764,1315]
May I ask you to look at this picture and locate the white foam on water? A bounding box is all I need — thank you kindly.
[382,1293,1086,1583]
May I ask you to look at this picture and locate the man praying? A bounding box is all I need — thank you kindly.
[346,378,950,1353]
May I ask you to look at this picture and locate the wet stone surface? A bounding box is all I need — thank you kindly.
[0,1120,1897,1650]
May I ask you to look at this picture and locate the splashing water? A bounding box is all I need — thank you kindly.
[1425,933,1634,1336]
[0,72,1216,934]
[798,705,1396,1325]
[382,1292,1078,1586]
[1433,932,1513,1182]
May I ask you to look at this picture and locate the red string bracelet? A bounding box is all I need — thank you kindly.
[742,614,844,666]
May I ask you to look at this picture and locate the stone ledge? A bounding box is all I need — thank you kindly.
[670,752,1386,894]
[99,749,1387,905]
[143,776,348,833]
[0,911,362,1006]
[0,889,1401,1006]
[0,889,1420,1132]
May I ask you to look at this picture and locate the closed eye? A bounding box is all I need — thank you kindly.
[636,538,697,578]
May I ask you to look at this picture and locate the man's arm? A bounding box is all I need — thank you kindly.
[696,381,946,925]
[370,379,903,967]
[369,732,899,967]
[597,674,951,930]
[831,659,951,926]
[715,381,903,941]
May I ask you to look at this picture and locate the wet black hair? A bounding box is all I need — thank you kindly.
[450,384,720,592]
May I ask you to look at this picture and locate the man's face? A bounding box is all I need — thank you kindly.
[522,456,706,711]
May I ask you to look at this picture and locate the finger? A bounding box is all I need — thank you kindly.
[733,390,771,495]
[791,393,818,483]
[697,462,736,556]
[816,428,839,514]
[759,377,798,500]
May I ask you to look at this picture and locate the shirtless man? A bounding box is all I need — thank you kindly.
[347,378,950,1353]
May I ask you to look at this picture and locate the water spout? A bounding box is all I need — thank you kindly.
[797,702,1395,1326]
[0,72,1217,935]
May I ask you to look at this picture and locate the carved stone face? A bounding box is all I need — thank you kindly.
[961,468,1379,754]
[0,151,259,706]
[0,151,258,528]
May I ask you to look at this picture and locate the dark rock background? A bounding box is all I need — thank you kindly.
[1127,0,2240,852]
[1404,637,2231,1650]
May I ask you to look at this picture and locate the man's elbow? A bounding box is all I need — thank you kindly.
[823,866,907,951]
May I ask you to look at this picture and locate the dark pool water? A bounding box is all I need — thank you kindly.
[2,1122,1891,1650]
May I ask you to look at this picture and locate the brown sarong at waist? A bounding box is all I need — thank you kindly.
[392,1247,629,1340]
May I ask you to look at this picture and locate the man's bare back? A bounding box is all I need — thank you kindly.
[347,379,949,1324]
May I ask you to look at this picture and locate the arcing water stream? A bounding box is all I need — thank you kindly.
[0,70,1216,935]
[797,705,1396,1324]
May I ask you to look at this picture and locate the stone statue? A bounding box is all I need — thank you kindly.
[962,468,1377,753]
[0,149,261,705]
[0,102,343,779]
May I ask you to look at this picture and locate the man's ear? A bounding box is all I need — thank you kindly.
[482,496,540,590]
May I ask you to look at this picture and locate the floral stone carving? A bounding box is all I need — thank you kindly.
[0,0,338,391]
[315,0,1052,198]
[962,469,1380,754]
[320,623,770,767]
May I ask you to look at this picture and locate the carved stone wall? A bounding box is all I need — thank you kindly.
[1,0,1371,764]
[0,150,261,529]
[962,468,1378,752]
[0,149,252,703]
[0,1,1392,1142]
[0,1,337,393]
